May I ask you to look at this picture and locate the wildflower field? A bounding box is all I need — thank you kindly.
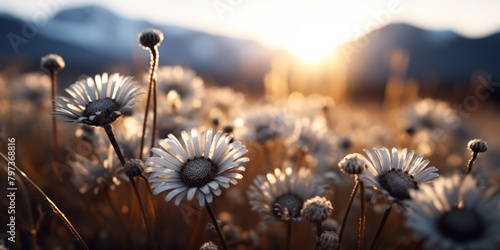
[1,11,500,250]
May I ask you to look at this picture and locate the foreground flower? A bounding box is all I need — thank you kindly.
[405,175,500,249]
[53,73,142,127]
[248,167,328,225]
[359,147,438,203]
[145,128,249,206]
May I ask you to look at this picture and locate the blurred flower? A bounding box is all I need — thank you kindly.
[316,231,339,250]
[402,98,458,133]
[53,73,142,127]
[68,139,123,194]
[199,241,218,250]
[201,86,245,122]
[40,53,65,73]
[156,66,204,114]
[145,128,249,206]
[338,153,367,176]
[468,139,488,153]
[138,28,164,48]
[247,167,328,225]
[237,106,296,144]
[405,175,500,250]
[359,147,439,204]
[301,196,333,223]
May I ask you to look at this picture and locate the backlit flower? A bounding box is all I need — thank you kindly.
[53,73,142,127]
[405,175,500,249]
[145,128,249,206]
[359,147,438,203]
[248,167,328,225]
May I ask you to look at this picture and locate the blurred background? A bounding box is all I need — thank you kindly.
[1,0,500,249]
[1,0,500,99]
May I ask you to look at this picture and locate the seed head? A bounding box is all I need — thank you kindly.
[40,54,65,73]
[338,153,367,175]
[139,29,164,48]
[124,159,144,177]
[199,241,218,250]
[468,139,487,153]
[316,231,339,250]
[301,196,333,223]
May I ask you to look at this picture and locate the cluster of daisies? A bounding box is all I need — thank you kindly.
[5,27,498,250]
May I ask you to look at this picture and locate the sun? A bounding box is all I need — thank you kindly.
[249,1,358,62]
[282,22,353,62]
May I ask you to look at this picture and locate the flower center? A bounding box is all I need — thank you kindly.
[83,98,120,118]
[437,208,485,242]
[180,157,217,187]
[378,169,417,200]
[255,125,278,142]
[273,194,303,220]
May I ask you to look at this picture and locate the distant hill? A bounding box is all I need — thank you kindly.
[346,23,500,85]
[0,6,272,93]
[1,6,500,97]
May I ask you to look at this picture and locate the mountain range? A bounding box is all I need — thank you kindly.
[1,5,500,96]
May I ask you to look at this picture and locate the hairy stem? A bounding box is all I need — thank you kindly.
[338,180,360,247]
[358,181,366,250]
[464,151,478,179]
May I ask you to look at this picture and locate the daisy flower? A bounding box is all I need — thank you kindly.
[402,98,459,135]
[145,128,249,206]
[237,105,296,144]
[247,167,328,225]
[155,66,205,114]
[68,140,123,194]
[359,147,438,203]
[53,73,142,127]
[405,175,500,249]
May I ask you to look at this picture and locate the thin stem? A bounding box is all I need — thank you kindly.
[150,77,158,157]
[464,151,478,178]
[205,201,228,250]
[50,70,58,161]
[139,82,152,160]
[149,46,159,157]
[103,124,155,247]
[338,180,360,247]
[316,222,322,238]
[286,222,292,250]
[369,203,393,250]
[139,45,159,160]
[358,181,366,250]
[0,153,88,250]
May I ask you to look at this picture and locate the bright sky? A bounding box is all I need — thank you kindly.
[2,0,500,61]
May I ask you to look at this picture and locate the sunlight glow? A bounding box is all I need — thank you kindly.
[244,0,359,62]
